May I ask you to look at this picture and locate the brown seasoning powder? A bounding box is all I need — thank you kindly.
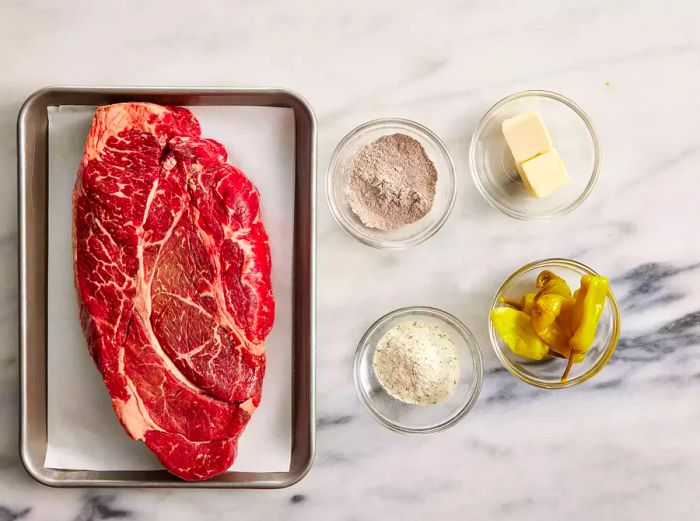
[346,133,438,231]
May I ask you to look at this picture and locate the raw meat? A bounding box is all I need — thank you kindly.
[72,102,274,481]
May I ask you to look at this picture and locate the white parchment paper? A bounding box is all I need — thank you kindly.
[45,105,294,473]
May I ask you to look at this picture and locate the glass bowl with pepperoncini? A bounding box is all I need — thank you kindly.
[489,258,620,388]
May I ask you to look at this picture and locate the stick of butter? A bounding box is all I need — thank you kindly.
[501,111,553,164]
[520,149,570,198]
[501,111,570,198]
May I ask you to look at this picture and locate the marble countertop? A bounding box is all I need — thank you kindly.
[2,1,700,519]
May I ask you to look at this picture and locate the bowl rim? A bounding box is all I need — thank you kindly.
[489,258,620,388]
[353,306,484,435]
[326,117,457,250]
[469,90,602,221]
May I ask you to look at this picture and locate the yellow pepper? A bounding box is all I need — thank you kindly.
[530,271,574,352]
[531,295,586,364]
[530,293,572,353]
[490,307,549,360]
[500,292,536,314]
[536,270,572,298]
[561,274,609,381]
[569,275,609,353]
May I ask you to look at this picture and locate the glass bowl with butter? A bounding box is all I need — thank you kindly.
[470,91,600,220]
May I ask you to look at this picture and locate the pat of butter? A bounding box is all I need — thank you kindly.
[501,111,553,164]
[519,149,570,198]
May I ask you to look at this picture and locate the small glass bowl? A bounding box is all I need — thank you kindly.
[327,118,456,249]
[354,306,483,434]
[470,91,600,220]
[489,258,620,388]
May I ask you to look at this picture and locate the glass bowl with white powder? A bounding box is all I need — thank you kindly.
[354,307,483,435]
[327,118,456,249]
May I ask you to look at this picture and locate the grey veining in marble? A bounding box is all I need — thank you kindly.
[2,0,700,519]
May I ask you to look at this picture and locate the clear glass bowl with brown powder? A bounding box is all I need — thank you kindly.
[326,118,456,249]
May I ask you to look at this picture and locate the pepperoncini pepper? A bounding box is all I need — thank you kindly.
[531,293,572,353]
[500,292,536,314]
[490,307,549,360]
[536,270,572,298]
[530,271,574,352]
[561,274,609,380]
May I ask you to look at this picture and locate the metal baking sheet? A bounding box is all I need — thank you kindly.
[18,87,316,488]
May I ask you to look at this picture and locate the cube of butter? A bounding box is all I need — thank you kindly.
[519,148,570,198]
[501,111,553,164]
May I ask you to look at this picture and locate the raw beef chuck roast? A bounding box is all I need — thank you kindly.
[72,103,274,480]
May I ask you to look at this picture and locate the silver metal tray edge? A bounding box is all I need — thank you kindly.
[18,86,316,488]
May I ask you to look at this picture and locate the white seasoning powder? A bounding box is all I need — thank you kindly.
[372,320,460,405]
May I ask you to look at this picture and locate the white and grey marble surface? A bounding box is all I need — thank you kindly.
[2,1,700,519]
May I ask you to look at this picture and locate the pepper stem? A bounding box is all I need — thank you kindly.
[499,297,522,310]
[561,350,576,382]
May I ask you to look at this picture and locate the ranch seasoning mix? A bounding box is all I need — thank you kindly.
[372,320,460,405]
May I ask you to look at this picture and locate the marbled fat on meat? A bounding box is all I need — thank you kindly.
[72,103,274,481]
